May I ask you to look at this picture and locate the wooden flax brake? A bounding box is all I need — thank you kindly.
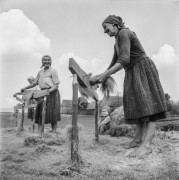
[69,58,98,101]
[23,89,49,137]
[69,58,99,143]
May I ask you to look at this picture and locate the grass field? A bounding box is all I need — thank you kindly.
[0,112,179,180]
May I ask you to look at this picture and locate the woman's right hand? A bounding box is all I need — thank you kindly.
[90,76,100,86]
[21,88,26,93]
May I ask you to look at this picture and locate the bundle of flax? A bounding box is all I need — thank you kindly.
[78,75,116,99]
[78,86,92,99]
[100,76,116,98]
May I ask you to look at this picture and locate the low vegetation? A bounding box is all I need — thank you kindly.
[0,113,179,180]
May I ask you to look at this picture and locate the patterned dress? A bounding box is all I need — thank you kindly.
[108,28,167,123]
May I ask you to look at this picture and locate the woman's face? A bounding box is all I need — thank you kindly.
[103,23,117,37]
[43,56,51,69]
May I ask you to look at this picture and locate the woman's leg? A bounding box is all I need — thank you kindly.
[142,121,156,148]
[38,123,41,134]
[51,122,57,133]
[99,125,105,134]
[124,120,145,149]
[128,118,156,157]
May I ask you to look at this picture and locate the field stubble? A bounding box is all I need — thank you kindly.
[0,113,179,180]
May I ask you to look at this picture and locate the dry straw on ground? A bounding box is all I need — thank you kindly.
[24,132,65,146]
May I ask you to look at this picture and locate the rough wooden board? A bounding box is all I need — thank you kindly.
[26,104,36,108]
[33,90,49,99]
[158,117,179,122]
[23,90,49,99]
[157,119,179,131]
[69,58,98,100]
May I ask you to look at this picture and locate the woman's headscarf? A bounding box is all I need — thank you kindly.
[102,105,111,115]
[40,55,52,68]
[102,15,125,27]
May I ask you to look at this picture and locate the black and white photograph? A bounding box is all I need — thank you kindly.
[0,0,179,179]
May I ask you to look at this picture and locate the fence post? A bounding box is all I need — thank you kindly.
[95,100,99,142]
[71,73,79,163]
[41,96,47,138]
[18,103,25,131]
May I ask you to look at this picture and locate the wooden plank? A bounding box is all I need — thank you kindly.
[71,74,79,163]
[69,58,98,101]
[157,120,179,131]
[158,117,179,122]
[40,96,47,138]
[33,90,49,99]
[22,90,49,99]
[27,104,37,108]
[18,103,25,131]
[95,100,99,142]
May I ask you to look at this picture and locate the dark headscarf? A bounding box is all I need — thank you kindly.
[40,55,52,68]
[102,15,125,27]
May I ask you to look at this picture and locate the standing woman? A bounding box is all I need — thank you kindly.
[90,15,167,157]
[21,55,61,133]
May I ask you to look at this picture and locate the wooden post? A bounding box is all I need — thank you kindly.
[71,74,79,163]
[18,103,25,131]
[95,100,99,142]
[69,58,99,143]
[31,109,36,132]
[69,58,98,101]
[41,96,47,138]
[15,110,18,127]
[14,106,18,127]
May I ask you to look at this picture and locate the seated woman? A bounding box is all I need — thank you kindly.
[13,76,37,124]
[98,106,111,134]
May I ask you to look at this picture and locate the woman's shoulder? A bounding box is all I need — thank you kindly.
[50,67,58,73]
[118,28,133,37]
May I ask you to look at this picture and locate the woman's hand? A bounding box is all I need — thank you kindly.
[21,88,26,93]
[90,73,107,86]
[90,76,100,86]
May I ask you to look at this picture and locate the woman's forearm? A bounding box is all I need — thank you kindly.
[104,63,123,77]
[23,83,36,90]
[49,84,58,93]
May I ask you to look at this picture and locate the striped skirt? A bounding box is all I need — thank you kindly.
[123,57,167,123]
[35,89,61,124]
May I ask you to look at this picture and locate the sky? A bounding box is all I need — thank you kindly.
[0,0,179,108]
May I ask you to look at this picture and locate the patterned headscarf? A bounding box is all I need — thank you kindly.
[41,55,52,68]
[102,15,124,27]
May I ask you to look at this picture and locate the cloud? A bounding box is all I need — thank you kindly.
[0,9,50,55]
[6,97,18,107]
[58,52,108,74]
[152,44,178,69]
[0,9,51,108]
[152,44,179,101]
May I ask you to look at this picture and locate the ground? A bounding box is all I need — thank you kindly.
[0,113,179,180]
